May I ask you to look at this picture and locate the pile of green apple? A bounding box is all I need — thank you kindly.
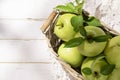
[53,0,120,80]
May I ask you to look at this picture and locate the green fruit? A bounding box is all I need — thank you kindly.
[81,57,108,80]
[104,36,120,68]
[78,26,107,57]
[58,43,84,68]
[54,13,76,41]
[108,68,120,80]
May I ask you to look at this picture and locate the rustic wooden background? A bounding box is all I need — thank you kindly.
[0,0,70,80]
[0,0,120,80]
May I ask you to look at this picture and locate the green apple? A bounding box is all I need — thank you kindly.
[54,13,76,41]
[58,43,84,68]
[108,68,120,80]
[78,26,107,57]
[81,57,109,80]
[104,36,120,68]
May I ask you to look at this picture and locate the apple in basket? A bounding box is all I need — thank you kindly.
[54,13,76,41]
[81,55,115,80]
[104,36,120,68]
[104,36,120,79]
[107,68,120,80]
[53,0,85,42]
[58,43,84,68]
[77,26,107,57]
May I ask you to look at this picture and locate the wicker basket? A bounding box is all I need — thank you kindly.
[41,11,120,80]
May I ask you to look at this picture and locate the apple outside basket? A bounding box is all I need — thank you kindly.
[41,11,120,80]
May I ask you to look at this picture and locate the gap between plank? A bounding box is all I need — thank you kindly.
[0,39,46,40]
[0,62,51,64]
[0,18,47,21]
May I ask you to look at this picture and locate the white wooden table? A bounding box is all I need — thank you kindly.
[0,0,71,80]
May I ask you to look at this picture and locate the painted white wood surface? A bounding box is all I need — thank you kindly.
[0,0,70,18]
[0,40,50,62]
[0,20,45,39]
[0,63,55,80]
[0,0,71,80]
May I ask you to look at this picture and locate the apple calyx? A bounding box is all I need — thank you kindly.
[56,23,64,29]
[82,67,101,78]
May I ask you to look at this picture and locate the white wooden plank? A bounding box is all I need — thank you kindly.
[0,40,51,62]
[0,0,72,18]
[0,63,55,80]
[0,20,45,39]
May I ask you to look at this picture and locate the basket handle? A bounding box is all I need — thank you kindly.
[40,11,57,33]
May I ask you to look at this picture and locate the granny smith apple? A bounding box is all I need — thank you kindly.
[104,36,120,68]
[78,26,107,57]
[54,13,76,41]
[108,68,120,80]
[58,43,84,68]
[81,57,109,80]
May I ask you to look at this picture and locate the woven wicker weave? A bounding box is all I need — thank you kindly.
[41,11,120,80]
